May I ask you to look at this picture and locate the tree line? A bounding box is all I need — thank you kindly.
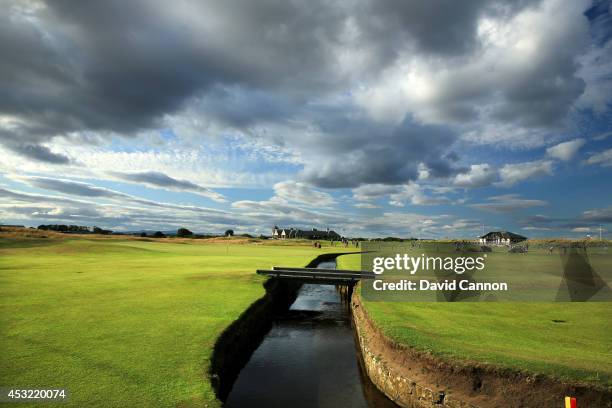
[37,225,238,238]
[37,225,113,234]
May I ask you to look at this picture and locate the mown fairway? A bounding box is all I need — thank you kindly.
[338,253,612,387]
[0,233,350,407]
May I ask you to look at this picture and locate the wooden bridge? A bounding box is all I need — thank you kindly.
[256,266,376,285]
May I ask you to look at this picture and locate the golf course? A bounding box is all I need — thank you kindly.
[0,228,354,407]
[338,253,612,388]
[2,228,611,407]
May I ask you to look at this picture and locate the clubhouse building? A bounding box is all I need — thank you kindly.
[272,226,341,240]
[479,231,527,245]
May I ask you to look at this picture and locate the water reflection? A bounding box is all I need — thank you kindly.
[225,261,397,408]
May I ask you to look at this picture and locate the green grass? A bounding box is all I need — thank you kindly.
[0,236,351,407]
[337,253,612,387]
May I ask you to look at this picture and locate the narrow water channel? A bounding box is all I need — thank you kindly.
[224,260,398,408]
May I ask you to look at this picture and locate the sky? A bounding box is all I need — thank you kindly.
[0,0,611,238]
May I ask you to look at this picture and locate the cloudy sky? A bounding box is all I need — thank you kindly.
[1,0,611,238]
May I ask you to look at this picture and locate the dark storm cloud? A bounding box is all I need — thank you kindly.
[298,116,459,188]
[362,0,488,56]
[491,64,586,127]
[1,0,600,202]
[195,86,296,128]
[0,2,210,141]
[1,1,548,153]
[425,152,467,179]
[4,142,71,164]
[0,0,351,142]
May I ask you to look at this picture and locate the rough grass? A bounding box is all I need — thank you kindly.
[337,253,612,388]
[0,232,353,407]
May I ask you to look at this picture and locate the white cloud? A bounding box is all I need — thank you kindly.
[594,131,612,141]
[581,206,612,223]
[585,148,612,167]
[351,182,451,207]
[388,183,451,206]
[522,226,553,231]
[0,142,287,191]
[576,39,612,113]
[470,194,548,213]
[5,176,239,225]
[0,186,242,233]
[440,219,481,233]
[0,0,609,239]
[353,0,591,147]
[546,138,585,161]
[108,171,226,202]
[272,181,336,207]
[572,227,594,233]
[231,198,344,227]
[453,163,497,188]
[352,184,399,202]
[353,202,380,209]
[498,160,554,186]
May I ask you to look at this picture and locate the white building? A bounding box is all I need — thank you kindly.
[479,231,527,246]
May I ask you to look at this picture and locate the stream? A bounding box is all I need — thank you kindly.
[224,260,398,408]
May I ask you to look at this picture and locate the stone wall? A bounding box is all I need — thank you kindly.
[351,293,477,408]
[351,289,612,408]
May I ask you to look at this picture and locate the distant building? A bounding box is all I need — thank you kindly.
[272,226,341,240]
[479,231,527,245]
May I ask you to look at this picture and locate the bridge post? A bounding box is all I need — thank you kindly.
[337,281,355,303]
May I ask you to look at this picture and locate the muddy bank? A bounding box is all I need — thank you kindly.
[351,289,612,408]
[209,252,352,401]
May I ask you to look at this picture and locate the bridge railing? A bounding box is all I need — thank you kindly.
[256,267,376,283]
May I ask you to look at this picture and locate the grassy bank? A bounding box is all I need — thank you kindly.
[338,253,612,388]
[0,231,352,407]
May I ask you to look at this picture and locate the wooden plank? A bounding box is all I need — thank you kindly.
[257,269,375,280]
[259,269,368,278]
[272,266,375,276]
[272,277,358,285]
[258,273,358,284]
[259,271,357,279]
[272,266,372,273]
[264,275,356,282]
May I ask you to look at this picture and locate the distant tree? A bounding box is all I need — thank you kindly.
[177,227,193,237]
[381,236,403,242]
[38,224,91,233]
[140,232,147,237]
[93,226,112,235]
[153,231,166,238]
[225,229,234,237]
